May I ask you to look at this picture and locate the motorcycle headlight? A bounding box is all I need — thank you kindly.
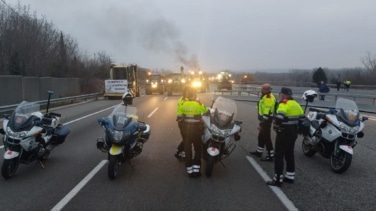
[339,122,358,134]
[113,131,124,141]
[209,125,230,141]
[6,127,27,138]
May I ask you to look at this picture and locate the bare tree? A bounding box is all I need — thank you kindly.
[361,52,376,76]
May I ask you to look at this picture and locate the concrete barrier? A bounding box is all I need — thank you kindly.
[0,76,83,106]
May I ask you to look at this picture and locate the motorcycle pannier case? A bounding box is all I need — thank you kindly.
[50,125,71,145]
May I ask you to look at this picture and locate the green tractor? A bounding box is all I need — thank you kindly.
[145,74,166,95]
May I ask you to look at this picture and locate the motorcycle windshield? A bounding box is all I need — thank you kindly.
[108,104,138,130]
[211,97,237,128]
[9,101,40,131]
[335,98,359,127]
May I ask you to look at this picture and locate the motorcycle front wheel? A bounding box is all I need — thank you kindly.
[205,155,216,177]
[2,157,20,179]
[108,155,120,180]
[330,150,352,174]
[302,137,316,157]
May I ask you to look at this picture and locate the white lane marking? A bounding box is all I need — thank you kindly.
[148,107,158,118]
[51,160,108,211]
[246,156,298,211]
[63,105,118,125]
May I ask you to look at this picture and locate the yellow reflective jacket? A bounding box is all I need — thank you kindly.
[258,93,276,122]
[275,98,304,126]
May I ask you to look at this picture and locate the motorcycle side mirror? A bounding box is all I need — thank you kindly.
[234,120,243,125]
[34,120,42,126]
[98,118,106,126]
[362,116,368,122]
[139,123,147,131]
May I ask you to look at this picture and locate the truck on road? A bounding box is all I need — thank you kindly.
[104,64,140,100]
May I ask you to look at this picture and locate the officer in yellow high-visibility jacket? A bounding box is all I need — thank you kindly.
[177,87,208,178]
[250,83,276,161]
[267,87,304,187]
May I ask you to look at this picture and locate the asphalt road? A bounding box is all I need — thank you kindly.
[0,89,376,211]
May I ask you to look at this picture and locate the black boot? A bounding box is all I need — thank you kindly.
[260,155,274,162]
[266,174,283,187]
[266,180,282,187]
[192,165,201,178]
[283,178,294,184]
[250,151,263,157]
[174,151,185,162]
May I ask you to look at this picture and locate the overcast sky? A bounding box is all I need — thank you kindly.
[13,0,376,72]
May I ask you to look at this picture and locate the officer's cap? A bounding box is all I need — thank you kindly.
[280,87,292,95]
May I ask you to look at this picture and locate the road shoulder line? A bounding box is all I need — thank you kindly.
[51,160,108,211]
[246,156,298,211]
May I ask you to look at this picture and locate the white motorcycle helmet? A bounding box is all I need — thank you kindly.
[302,90,317,102]
[122,92,134,105]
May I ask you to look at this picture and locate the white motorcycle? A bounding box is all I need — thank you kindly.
[300,90,368,173]
[0,91,70,179]
[202,96,242,177]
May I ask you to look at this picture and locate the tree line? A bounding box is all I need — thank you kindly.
[0,2,113,92]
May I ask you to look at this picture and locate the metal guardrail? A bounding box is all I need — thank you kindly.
[0,92,103,114]
[217,84,376,104]
[214,85,261,96]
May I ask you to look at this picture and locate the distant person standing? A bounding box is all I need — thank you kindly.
[250,83,276,162]
[344,80,351,91]
[318,81,329,101]
[336,80,341,91]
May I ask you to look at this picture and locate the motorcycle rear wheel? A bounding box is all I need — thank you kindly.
[1,158,20,179]
[302,137,316,157]
[205,155,216,177]
[330,150,352,174]
[108,156,120,180]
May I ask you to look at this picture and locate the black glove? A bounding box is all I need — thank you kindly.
[273,124,282,132]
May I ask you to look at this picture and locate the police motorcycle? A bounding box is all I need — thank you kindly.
[0,91,70,179]
[96,95,151,179]
[202,96,242,177]
[300,90,368,173]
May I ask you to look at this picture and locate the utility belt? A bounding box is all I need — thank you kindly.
[183,114,202,123]
[183,119,201,123]
[275,125,298,133]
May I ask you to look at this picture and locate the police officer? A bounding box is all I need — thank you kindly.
[174,87,188,161]
[266,87,304,186]
[177,87,208,178]
[250,83,276,161]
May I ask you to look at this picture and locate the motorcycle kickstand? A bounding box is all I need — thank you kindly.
[219,160,227,168]
[127,161,135,170]
[38,160,45,169]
